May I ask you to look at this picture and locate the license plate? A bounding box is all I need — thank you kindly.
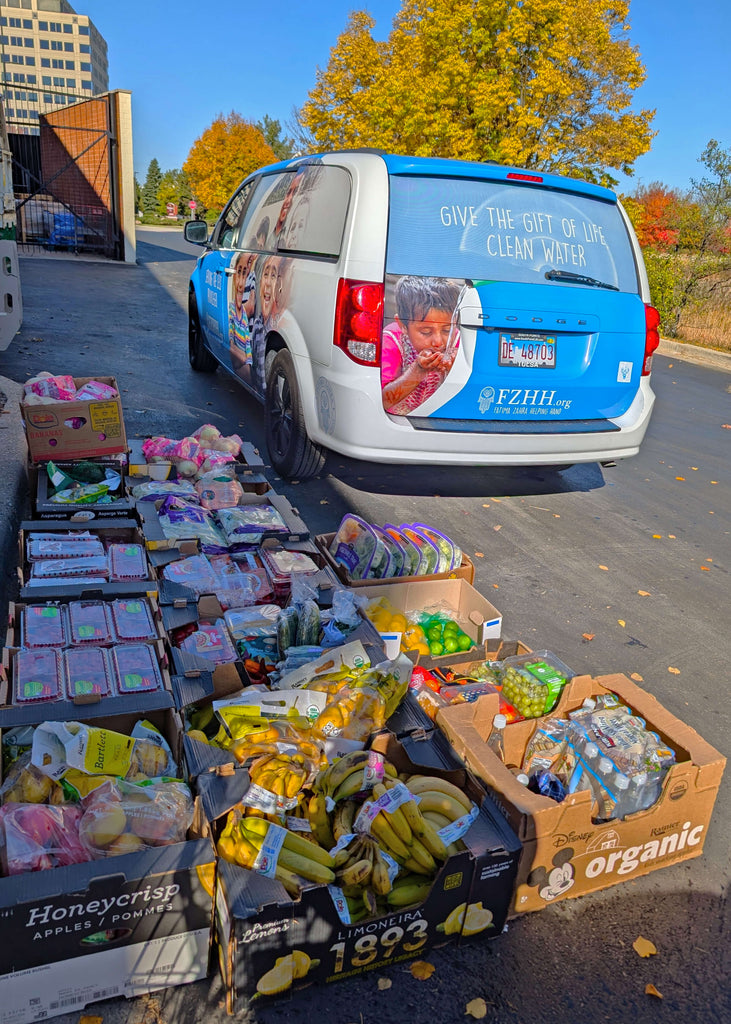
[498,333,556,368]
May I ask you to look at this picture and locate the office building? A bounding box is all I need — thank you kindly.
[0,0,108,135]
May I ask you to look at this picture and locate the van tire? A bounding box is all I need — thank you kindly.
[265,349,326,480]
[188,292,217,373]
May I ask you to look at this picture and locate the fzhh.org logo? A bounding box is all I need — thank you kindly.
[478,386,495,414]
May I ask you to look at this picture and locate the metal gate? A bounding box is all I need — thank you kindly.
[11,93,124,259]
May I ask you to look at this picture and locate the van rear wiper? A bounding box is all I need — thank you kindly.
[545,269,619,291]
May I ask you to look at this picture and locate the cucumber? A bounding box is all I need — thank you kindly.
[276,606,299,657]
[296,599,321,647]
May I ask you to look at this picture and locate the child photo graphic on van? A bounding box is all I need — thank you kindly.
[228,250,256,375]
[381,275,462,415]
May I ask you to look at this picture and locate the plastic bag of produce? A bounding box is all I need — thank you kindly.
[78,778,193,857]
[0,802,89,873]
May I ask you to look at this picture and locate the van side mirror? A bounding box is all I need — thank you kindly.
[184,220,209,245]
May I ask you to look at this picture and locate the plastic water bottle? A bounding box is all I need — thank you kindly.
[487,713,507,761]
[613,772,630,818]
[595,756,621,820]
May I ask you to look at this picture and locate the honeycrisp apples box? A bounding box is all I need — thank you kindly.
[437,672,726,915]
[0,708,216,1024]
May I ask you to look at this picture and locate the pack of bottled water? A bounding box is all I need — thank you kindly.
[519,693,676,821]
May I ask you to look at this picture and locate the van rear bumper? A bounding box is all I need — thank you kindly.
[305,367,655,466]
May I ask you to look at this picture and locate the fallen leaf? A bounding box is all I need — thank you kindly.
[652,534,662,539]
[706,557,713,562]
[722,424,731,429]
[711,480,717,484]
[377,977,392,990]
[79,1018,103,1024]
[582,633,595,641]
[709,510,714,514]
[474,551,484,558]
[668,534,676,538]
[633,936,657,958]
[668,363,673,367]
[493,525,502,531]
[645,984,663,999]
[638,590,650,597]
[465,997,488,1019]
[691,467,698,471]
[599,564,609,571]
[410,960,436,980]
[319,499,328,504]
[675,476,685,481]
[553,514,561,518]
[701,566,710,572]
[482,503,490,508]
[668,666,680,675]
[492,583,499,589]
[630,672,644,682]
[618,619,626,627]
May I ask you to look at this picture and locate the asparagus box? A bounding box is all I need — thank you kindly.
[436,673,726,914]
[202,731,520,1013]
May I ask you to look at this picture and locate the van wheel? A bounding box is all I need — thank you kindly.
[265,349,326,479]
[188,292,217,373]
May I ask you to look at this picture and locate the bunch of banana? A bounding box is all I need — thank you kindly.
[217,811,336,898]
[386,873,433,909]
[311,686,385,742]
[313,749,397,801]
[331,833,393,916]
[248,752,311,801]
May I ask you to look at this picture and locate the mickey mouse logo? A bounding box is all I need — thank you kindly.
[526,848,575,902]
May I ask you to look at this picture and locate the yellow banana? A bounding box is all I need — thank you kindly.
[362,887,378,917]
[386,881,431,907]
[373,782,412,846]
[371,845,392,896]
[405,776,472,815]
[370,812,410,861]
[338,857,373,888]
[408,837,437,873]
[307,792,335,850]
[411,791,470,823]
[332,799,356,841]
[242,817,335,869]
[332,768,366,802]
[422,810,453,830]
[413,817,449,861]
[321,750,373,795]
[402,855,433,876]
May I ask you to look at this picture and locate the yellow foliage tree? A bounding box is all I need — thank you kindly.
[183,113,277,211]
[300,0,655,186]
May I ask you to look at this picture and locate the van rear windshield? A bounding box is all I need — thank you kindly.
[386,175,639,293]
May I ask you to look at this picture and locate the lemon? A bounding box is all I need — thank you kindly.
[389,613,408,632]
[462,902,493,936]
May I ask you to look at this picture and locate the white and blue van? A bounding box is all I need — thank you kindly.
[185,151,660,479]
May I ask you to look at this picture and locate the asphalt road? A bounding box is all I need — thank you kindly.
[0,228,729,1024]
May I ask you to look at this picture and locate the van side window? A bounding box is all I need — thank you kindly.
[277,166,351,257]
[235,175,280,253]
[212,179,256,250]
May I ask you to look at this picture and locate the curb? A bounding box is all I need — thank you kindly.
[658,337,731,374]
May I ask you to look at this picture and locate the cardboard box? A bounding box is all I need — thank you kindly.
[21,376,127,463]
[136,491,310,551]
[0,709,216,1024]
[316,533,475,587]
[436,673,727,914]
[32,457,134,521]
[357,578,502,644]
[204,731,520,1013]
[18,519,156,602]
[127,437,265,480]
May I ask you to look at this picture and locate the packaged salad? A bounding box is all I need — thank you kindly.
[372,525,405,577]
[411,523,459,572]
[398,525,440,576]
[329,514,385,580]
[383,525,421,576]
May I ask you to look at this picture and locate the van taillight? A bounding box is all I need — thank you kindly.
[643,304,661,375]
[333,279,384,366]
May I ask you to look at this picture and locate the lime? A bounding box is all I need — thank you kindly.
[443,620,460,635]
[443,636,459,653]
[429,641,444,656]
[457,633,473,651]
[426,625,443,642]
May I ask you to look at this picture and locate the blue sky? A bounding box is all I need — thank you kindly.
[81,0,729,195]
